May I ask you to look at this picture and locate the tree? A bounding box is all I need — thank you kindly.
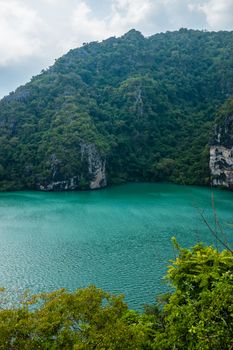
[0,286,147,349]
[151,243,233,349]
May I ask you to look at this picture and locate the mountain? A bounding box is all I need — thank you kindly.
[0,28,233,191]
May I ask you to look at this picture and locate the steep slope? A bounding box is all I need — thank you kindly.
[210,97,233,188]
[0,29,233,191]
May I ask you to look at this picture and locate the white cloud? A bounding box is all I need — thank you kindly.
[0,0,43,65]
[70,1,108,47]
[196,0,233,30]
[110,0,152,27]
[70,0,153,48]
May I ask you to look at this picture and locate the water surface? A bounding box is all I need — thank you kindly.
[0,183,232,309]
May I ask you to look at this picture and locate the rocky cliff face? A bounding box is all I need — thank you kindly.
[39,143,107,191]
[210,116,233,188]
[80,143,107,190]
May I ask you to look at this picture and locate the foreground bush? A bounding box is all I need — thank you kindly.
[0,244,232,349]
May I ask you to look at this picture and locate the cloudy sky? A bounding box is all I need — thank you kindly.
[0,0,233,98]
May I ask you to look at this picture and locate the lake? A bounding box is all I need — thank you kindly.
[0,183,232,309]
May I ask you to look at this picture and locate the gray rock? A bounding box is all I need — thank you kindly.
[39,142,107,191]
[81,143,107,189]
[210,115,233,188]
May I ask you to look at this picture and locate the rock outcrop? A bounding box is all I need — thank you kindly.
[39,178,78,191]
[210,116,233,188]
[80,143,107,190]
[39,143,107,191]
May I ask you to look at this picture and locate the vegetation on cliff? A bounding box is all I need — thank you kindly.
[0,29,233,190]
[213,95,233,147]
[1,244,232,349]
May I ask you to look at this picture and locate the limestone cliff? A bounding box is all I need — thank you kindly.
[39,143,107,191]
[80,143,107,190]
[210,115,233,188]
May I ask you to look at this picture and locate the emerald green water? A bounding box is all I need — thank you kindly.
[0,183,233,309]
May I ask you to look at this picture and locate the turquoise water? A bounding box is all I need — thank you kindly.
[0,183,232,309]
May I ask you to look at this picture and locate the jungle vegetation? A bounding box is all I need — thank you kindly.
[0,243,232,349]
[0,29,233,190]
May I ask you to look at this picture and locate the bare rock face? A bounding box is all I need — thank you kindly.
[81,143,107,189]
[210,116,233,188]
[39,143,107,191]
[39,178,78,191]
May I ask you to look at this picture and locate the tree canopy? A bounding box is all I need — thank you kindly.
[1,244,232,349]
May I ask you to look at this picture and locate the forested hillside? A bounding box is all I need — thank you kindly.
[0,29,233,191]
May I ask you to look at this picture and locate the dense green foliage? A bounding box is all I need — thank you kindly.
[1,29,233,190]
[213,95,233,147]
[0,244,232,349]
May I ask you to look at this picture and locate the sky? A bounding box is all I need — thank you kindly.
[0,0,233,98]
